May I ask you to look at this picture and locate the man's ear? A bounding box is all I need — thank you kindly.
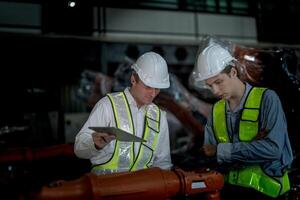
[131,74,136,84]
[230,67,238,78]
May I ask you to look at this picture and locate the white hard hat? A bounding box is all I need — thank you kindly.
[131,52,170,89]
[194,44,236,81]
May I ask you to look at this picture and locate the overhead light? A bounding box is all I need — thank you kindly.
[68,1,76,8]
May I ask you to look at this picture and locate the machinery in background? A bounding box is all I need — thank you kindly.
[0,144,74,163]
[0,144,90,200]
[37,167,224,200]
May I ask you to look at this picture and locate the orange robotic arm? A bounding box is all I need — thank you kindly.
[37,167,224,200]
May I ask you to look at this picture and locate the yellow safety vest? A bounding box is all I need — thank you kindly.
[92,91,160,174]
[212,87,290,197]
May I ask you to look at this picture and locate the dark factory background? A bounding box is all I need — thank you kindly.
[1,0,300,200]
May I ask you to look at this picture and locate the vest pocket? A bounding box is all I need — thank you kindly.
[241,108,259,121]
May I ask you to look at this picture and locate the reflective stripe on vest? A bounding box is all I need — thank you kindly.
[228,165,290,198]
[239,87,266,141]
[213,99,229,143]
[213,87,290,197]
[130,104,160,171]
[92,91,160,174]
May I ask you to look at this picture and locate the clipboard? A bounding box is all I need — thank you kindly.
[88,126,146,142]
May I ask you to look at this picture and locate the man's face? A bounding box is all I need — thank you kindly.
[205,70,235,100]
[131,75,160,107]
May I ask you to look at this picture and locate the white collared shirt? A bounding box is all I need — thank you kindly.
[74,87,172,170]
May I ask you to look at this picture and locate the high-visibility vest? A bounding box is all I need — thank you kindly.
[92,91,160,174]
[212,87,290,197]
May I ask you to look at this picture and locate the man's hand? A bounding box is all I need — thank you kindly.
[92,132,116,150]
[201,144,217,157]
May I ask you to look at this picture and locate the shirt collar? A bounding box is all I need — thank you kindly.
[124,87,135,105]
[124,87,146,110]
[226,82,252,113]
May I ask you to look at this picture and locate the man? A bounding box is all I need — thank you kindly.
[74,52,172,175]
[194,44,293,199]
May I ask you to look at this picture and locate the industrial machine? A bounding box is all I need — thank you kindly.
[37,167,224,200]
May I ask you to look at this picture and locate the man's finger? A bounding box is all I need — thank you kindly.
[102,136,108,143]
